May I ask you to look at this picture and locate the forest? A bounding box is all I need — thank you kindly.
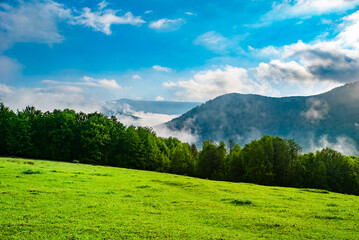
[1,103,359,195]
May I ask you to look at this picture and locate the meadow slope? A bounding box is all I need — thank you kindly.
[0,157,358,239]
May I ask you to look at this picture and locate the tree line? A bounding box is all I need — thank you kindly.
[1,103,359,195]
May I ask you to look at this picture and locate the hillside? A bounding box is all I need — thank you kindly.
[166,82,359,153]
[1,157,359,239]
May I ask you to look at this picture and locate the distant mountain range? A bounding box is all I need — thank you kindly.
[165,82,359,153]
[102,99,201,125]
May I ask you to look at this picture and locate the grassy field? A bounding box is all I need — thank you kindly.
[0,157,359,239]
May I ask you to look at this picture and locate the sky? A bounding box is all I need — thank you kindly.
[1,0,359,113]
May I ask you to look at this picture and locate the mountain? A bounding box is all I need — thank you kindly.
[166,82,359,153]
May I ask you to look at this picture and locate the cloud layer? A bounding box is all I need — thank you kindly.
[164,66,277,101]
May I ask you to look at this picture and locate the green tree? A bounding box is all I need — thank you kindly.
[79,113,111,164]
[197,140,227,180]
[227,143,242,181]
[0,103,15,155]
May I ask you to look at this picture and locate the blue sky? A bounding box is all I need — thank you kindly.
[1,0,359,112]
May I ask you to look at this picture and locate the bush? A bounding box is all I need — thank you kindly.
[22,169,41,174]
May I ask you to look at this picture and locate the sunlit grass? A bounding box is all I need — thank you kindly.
[1,157,358,239]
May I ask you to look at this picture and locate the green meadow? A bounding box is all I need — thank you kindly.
[1,157,358,239]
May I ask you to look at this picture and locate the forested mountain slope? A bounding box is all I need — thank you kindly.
[166,82,359,153]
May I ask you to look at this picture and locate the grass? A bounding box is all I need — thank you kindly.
[0,157,358,239]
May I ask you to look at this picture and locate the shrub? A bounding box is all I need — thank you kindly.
[22,169,41,174]
[24,161,35,165]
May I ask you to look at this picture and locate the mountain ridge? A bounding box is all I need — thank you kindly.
[166,82,359,154]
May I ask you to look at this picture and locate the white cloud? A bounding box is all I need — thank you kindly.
[163,81,177,87]
[256,60,315,83]
[310,135,359,156]
[265,0,359,20]
[149,18,185,31]
[337,10,359,49]
[194,31,243,55]
[0,84,102,113]
[155,96,164,101]
[0,0,71,50]
[154,124,198,144]
[73,8,145,35]
[103,103,178,127]
[185,12,196,16]
[144,10,153,14]
[132,74,142,80]
[0,0,145,51]
[97,79,122,89]
[256,10,359,85]
[164,66,277,101]
[0,83,13,94]
[0,55,23,82]
[43,76,122,89]
[301,98,329,122]
[153,65,172,72]
[98,1,109,11]
[194,31,230,54]
[115,111,177,127]
[80,76,122,89]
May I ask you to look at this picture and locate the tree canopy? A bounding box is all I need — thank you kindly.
[1,102,358,195]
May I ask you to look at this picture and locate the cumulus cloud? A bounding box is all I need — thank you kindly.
[164,66,277,101]
[264,0,359,21]
[0,0,71,50]
[337,10,359,49]
[155,96,164,101]
[0,0,146,51]
[257,10,359,85]
[301,98,329,122]
[149,18,185,31]
[72,8,145,35]
[153,65,172,72]
[256,59,315,83]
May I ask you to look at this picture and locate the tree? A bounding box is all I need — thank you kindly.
[79,113,111,164]
[272,137,291,186]
[170,143,194,175]
[241,138,274,185]
[227,139,235,154]
[197,140,226,180]
[317,148,359,194]
[0,103,15,155]
[227,143,242,181]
